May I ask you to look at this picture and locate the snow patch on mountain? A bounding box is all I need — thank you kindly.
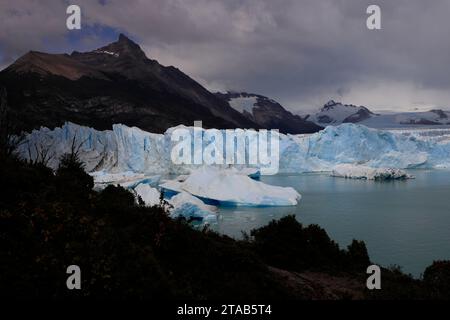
[217,91,322,134]
[360,110,450,128]
[228,95,257,114]
[308,100,450,129]
[94,50,120,57]
[310,100,374,125]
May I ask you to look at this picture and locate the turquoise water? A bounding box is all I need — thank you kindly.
[212,170,450,277]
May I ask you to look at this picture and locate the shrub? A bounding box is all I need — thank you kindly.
[249,215,357,273]
[423,260,450,299]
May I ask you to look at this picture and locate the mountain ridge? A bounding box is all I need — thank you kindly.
[215,91,322,134]
[307,100,375,125]
[306,100,450,128]
[0,34,268,134]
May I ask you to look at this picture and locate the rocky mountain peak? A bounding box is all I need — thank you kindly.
[93,33,147,60]
[324,100,338,108]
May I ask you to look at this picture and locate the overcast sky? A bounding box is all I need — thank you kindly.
[1,0,450,113]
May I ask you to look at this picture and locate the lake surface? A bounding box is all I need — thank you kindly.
[211,170,450,277]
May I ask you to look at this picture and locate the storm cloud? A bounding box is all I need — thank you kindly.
[1,0,450,113]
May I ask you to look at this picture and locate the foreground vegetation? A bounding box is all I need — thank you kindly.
[0,148,449,299]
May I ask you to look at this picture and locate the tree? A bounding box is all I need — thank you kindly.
[0,87,22,161]
[55,135,94,201]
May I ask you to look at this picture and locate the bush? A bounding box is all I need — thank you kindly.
[2,152,449,299]
[0,155,291,299]
[423,260,450,299]
[55,153,94,202]
[346,240,371,271]
[249,215,368,273]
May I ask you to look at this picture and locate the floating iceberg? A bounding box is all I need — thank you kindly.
[134,183,161,206]
[331,164,414,180]
[160,167,301,206]
[168,192,217,222]
[133,183,217,222]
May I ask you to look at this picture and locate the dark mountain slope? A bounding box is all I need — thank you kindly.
[215,91,322,134]
[0,34,258,133]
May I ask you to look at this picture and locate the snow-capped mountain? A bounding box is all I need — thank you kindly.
[307,100,375,125]
[307,100,450,128]
[360,109,450,128]
[215,92,322,134]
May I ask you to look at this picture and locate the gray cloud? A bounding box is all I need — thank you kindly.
[1,0,450,113]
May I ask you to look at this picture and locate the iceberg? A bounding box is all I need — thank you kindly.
[133,183,217,222]
[331,164,414,180]
[160,166,301,206]
[134,183,161,206]
[168,192,217,222]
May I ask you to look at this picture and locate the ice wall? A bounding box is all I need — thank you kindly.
[18,122,450,174]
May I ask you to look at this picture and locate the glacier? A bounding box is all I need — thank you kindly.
[90,170,161,190]
[278,125,450,172]
[17,121,450,211]
[18,121,450,175]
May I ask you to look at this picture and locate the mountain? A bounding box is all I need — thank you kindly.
[307,100,375,126]
[215,92,322,134]
[360,109,450,128]
[307,100,450,128]
[0,34,259,134]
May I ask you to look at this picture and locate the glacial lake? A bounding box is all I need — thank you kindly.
[211,169,450,278]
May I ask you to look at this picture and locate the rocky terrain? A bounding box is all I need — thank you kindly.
[215,91,322,134]
[0,34,260,134]
[0,35,323,135]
